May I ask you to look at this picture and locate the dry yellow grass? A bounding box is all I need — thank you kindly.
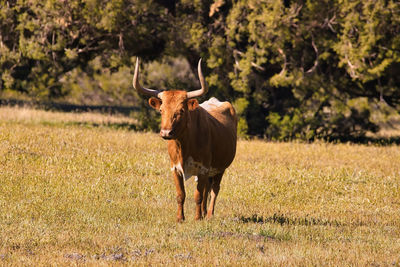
[0,106,137,127]
[0,106,399,266]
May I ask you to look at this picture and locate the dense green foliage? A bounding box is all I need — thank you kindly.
[1,0,399,140]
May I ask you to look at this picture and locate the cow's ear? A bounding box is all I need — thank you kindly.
[149,97,162,110]
[187,99,199,111]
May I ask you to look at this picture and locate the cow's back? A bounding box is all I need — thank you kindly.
[200,97,236,126]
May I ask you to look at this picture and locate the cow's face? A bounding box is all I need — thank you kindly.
[148,91,199,140]
[133,57,207,140]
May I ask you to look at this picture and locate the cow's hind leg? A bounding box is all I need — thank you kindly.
[207,172,223,219]
[201,178,211,218]
[194,175,208,220]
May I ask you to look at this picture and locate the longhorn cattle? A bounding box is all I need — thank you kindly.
[133,58,237,222]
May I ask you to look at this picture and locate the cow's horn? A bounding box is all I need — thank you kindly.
[133,57,162,98]
[187,58,208,99]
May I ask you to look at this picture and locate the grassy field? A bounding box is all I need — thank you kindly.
[0,106,399,266]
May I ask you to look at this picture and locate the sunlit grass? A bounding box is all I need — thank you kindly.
[0,106,137,129]
[0,106,399,265]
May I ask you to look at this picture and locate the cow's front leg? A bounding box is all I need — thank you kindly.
[194,176,207,220]
[172,170,185,222]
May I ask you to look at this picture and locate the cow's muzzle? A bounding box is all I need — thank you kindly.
[160,129,174,139]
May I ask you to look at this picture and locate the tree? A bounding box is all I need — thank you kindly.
[1,0,171,99]
[1,0,399,141]
[186,0,399,140]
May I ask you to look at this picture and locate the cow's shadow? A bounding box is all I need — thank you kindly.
[235,213,347,227]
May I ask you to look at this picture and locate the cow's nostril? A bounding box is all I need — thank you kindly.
[160,129,173,139]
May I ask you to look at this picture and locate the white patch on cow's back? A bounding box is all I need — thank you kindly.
[171,156,222,181]
[200,97,223,111]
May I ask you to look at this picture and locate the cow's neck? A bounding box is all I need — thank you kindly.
[168,137,188,164]
[167,109,202,164]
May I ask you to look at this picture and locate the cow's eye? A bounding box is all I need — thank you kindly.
[180,108,185,114]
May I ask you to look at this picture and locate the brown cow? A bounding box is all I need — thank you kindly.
[133,58,237,222]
